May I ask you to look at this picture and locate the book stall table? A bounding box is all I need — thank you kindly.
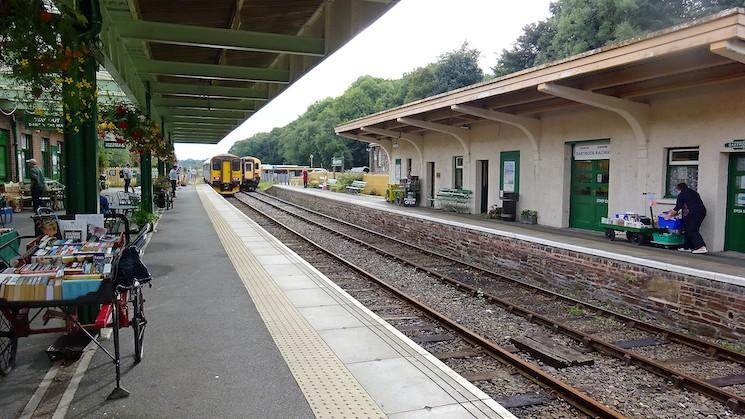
[0,214,151,400]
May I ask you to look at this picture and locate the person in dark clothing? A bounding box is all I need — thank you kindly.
[27,159,46,214]
[302,169,308,188]
[670,182,707,254]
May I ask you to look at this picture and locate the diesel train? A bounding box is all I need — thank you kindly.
[203,154,261,195]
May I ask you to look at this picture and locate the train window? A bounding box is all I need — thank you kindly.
[212,160,221,170]
[232,160,240,171]
[245,162,253,172]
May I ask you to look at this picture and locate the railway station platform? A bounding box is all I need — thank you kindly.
[52,185,511,419]
[271,185,745,286]
[266,185,745,343]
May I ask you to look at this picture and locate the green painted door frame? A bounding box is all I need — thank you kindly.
[0,130,9,182]
[569,155,610,231]
[499,151,520,194]
[725,153,745,252]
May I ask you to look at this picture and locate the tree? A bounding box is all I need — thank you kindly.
[229,43,488,168]
[433,42,484,93]
[492,0,745,76]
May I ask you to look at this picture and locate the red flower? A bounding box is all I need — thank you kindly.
[118,121,128,129]
[132,130,142,140]
[39,9,53,22]
[115,105,125,115]
[115,138,125,144]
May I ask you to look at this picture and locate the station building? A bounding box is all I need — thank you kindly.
[336,9,745,253]
[0,115,64,183]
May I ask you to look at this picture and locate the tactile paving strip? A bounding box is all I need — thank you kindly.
[198,187,385,419]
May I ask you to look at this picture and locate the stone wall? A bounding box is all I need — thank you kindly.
[267,186,745,342]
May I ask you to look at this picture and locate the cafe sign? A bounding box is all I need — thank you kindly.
[102,132,126,149]
[725,139,745,151]
[25,114,63,130]
[331,157,343,167]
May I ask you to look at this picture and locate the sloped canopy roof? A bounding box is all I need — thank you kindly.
[99,0,398,144]
[336,9,745,144]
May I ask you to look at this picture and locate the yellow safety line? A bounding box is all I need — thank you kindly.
[198,186,385,419]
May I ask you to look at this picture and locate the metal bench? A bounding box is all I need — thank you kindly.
[346,180,366,194]
[429,188,473,212]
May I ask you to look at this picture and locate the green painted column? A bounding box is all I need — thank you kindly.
[139,82,153,213]
[63,1,100,215]
[157,117,165,177]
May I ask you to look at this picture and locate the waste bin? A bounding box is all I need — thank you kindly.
[500,191,519,222]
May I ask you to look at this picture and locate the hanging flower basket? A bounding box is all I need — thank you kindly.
[98,103,174,161]
[0,0,98,132]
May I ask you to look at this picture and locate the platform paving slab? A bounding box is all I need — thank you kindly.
[199,185,513,419]
[273,185,745,287]
[65,185,315,419]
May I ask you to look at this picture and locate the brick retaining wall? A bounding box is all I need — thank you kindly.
[267,187,745,342]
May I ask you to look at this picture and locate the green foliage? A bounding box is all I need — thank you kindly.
[131,210,158,227]
[493,0,745,76]
[330,173,364,192]
[153,176,171,192]
[567,304,585,317]
[230,44,484,168]
[258,181,273,191]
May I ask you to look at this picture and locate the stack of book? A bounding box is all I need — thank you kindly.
[0,276,63,301]
[0,237,117,303]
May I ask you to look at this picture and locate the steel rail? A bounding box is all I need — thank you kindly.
[231,194,624,419]
[254,192,745,365]
[245,191,745,414]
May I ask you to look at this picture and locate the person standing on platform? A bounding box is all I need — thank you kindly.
[122,164,133,193]
[669,182,708,254]
[169,166,178,197]
[302,169,308,188]
[27,159,46,213]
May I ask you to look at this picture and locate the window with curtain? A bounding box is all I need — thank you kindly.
[666,147,699,197]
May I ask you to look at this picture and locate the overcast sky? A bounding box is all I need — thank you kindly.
[174,0,553,161]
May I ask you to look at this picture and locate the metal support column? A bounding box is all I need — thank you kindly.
[157,117,165,177]
[63,0,101,215]
[139,82,153,213]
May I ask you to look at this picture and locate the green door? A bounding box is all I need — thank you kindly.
[725,153,745,252]
[570,158,609,231]
[0,130,8,182]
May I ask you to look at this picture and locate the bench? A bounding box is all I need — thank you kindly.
[326,178,337,189]
[346,180,367,194]
[429,188,473,212]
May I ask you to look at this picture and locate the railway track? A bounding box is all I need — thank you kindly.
[235,191,745,417]
[227,195,621,418]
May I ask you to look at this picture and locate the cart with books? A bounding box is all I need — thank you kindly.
[0,213,152,400]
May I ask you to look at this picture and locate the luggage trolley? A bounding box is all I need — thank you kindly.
[0,212,152,399]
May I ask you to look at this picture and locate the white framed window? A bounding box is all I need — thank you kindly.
[666,147,699,197]
[454,156,463,189]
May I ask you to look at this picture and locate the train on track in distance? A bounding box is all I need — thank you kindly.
[203,153,261,196]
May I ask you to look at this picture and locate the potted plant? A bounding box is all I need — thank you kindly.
[152,177,170,208]
[131,210,157,230]
[520,209,538,224]
[488,204,502,219]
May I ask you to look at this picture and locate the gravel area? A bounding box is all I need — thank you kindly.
[237,195,744,418]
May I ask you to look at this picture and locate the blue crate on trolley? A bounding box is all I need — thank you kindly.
[657,216,683,230]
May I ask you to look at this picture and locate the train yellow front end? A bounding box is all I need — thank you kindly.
[240,156,262,192]
[203,154,241,196]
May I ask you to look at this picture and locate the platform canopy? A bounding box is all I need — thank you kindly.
[336,9,745,150]
[99,0,398,144]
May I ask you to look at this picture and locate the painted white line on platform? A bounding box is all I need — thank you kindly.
[18,362,60,419]
[51,338,98,419]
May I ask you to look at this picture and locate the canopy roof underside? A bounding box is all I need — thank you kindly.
[100,0,398,144]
